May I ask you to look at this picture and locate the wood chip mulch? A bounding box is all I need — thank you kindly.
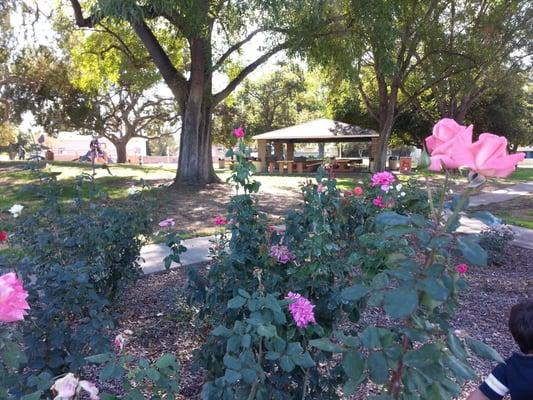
[103,245,531,399]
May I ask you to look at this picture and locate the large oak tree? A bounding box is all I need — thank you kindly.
[68,0,333,184]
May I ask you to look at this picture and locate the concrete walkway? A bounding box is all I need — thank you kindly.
[138,182,533,274]
[468,181,533,207]
[140,235,214,274]
[459,181,533,249]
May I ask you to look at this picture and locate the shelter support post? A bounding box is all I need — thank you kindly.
[257,139,267,173]
[274,141,283,161]
[287,142,295,161]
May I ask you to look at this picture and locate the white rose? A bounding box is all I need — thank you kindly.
[400,192,406,197]
[9,204,24,218]
[395,183,403,191]
[51,373,79,399]
[127,186,139,195]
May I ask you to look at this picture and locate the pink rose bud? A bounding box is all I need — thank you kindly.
[233,127,245,138]
[214,215,228,225]
[114,333,126,351]
[456,263,468,274]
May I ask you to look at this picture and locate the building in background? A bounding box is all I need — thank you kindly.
[44,132,147,163]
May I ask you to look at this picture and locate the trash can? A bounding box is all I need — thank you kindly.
[218,158,225,169]
[400,157,412,174]
[389,156,399,170]
[45,150,54,161]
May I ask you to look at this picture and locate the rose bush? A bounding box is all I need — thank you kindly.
[190,121,523,399]
[0,172,183,399]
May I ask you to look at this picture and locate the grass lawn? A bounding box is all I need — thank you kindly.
[3,161,530,237]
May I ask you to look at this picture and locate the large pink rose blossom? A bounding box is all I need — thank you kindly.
[426,118,473,153]
[0,272,30,323]
[426,119,474,171]
[285,292,316,328]
[426,119,524,176]
[370,171,395,192]
[467,133,525,178]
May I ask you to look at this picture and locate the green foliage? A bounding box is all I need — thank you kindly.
[84,351,181,399]
[188,152,499,399]
[0,171,153,391]
[479,226,515,266]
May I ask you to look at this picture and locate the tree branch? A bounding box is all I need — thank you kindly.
[69,0,97,28]
[213,28,264,71]
[129,19,189,108]
[213,43,288,105]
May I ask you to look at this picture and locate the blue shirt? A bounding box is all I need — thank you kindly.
[479,353,533,400]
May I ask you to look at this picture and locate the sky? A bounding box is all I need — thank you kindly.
[12,0,286,133]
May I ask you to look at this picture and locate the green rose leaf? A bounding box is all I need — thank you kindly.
[279,355,295,372]
[342,350,365,382]
[309,337,344,353]
[227,295,247,309]
[383,287,418,319]
[375,212,411,226]
[368,351,389,384]
[457,236,487,266]
[465,337,505,363]
[341,284,370,302]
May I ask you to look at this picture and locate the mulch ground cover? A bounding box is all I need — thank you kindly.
[107,244,531,399]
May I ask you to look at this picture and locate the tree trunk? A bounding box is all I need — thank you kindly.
[374,120,394,172]
[115,141,128,163]
[374,87,397,172]
[174,39,219,185]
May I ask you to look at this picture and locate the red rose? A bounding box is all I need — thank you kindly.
[0,231,8,242]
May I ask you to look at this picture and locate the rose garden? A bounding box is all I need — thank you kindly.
[1,117,531,399]
[1,1,533,399]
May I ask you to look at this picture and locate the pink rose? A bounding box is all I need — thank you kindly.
[467,133,525,178]
[286,292,316,328]
[344,190,353,197]
[370,171,395,192]
[373,196,385,208]
[426,118,473,152]
[353,186,363,197]
[233,127,245,138]
[427,119,474,171]
[214,215,228,226]
[456,263,468,274]
[317,183,325,193]
[158,218,175,228]
[0,272,30,323]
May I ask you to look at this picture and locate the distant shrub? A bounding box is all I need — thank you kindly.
[479,226,515,265]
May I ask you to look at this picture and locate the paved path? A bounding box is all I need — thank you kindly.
[468,181,532,207]
[459,181,533,249]
[140,235,214,274]
[139,182,533,274]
